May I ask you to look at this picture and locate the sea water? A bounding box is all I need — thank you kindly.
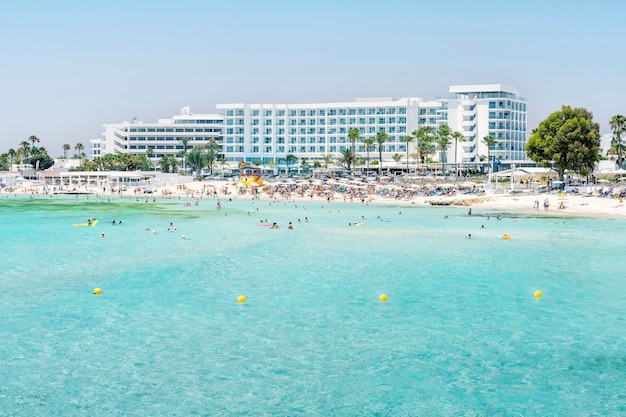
[1,194,626,416]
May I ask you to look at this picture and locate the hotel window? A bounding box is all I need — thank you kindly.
[252,128,259,134]
[319,146,325,152]
[252,146,259,152]
[299,119,306,125]
[226,110,234,116]
[299,137,306,144]
[368,108,375,115]
[398,127,406,133]
[318,119,325,125]
[319,109,326,116]
[277,119,285,125]
[290,120,296,126]
[359,127,365,133]
[369,117,375,124]
[265,120,272,125]
[348,108,356,115]
[264,137,271,144]
[265,110,272,117]
[226,138,233,144]
[358,108,366,115]
[359,118,366,124]
[330,146,337,152]
[278,146,285,152]
[339,118,346,125]
[252,137,259,143]
[399,117,406,123]
[278,110,285,116]
[388,117,396,123]
[252,110,259,116]
[429,118,436,124]
[290,128,296,134]
[376,108,385,114]
[378,118,385,124]
[226,146,233,152]
[299,110,306,117]
[398,108,406,114]
[226,128,234,134]
[389,108,396,115]
[339,109,346,115]
[290,110,297,116]
[308,110,316,116]
[289,137,296,144]
[319,128,325,134]
[349,118,356,125]
[329,109,337,116]
[309,119,316,125]
[264,128,272,134]
[237,109,244,116]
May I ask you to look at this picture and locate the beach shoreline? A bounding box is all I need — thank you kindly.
[2,178,625,219]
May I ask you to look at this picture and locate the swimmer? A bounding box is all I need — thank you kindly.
[100,232,106,238]
[288,222,293,230]
[466,233,471,239]
[152,230,157,234]
[181,235,186,239]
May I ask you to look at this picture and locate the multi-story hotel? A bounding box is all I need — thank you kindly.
[99,84,527,169]
[100,106,223,161]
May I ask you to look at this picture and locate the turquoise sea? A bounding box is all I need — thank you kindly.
[1,194,626,416]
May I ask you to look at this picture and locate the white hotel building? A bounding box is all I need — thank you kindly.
[99,84,527,169]
[100,106,223,161]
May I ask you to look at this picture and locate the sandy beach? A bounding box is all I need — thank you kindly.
[3,177,625,219]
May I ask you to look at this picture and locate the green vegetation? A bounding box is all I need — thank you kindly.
[526,106,601,181]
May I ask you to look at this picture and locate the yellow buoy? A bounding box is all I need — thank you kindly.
[502,234,511,240]
[534,290,543,299]
[379,293,388,302]
[237,295,246,303]
[94,288,102,295]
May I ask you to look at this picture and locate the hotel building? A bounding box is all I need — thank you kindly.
[99,84,527,169]
[100,106,223,162]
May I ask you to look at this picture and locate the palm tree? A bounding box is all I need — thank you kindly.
[482,135,498,173]
[451,131,466,176]
[186,147,206,177]
[321,154,334,169]
[7,148,16,167]
[610,114,626,168]
[283,153,298,175]
[400,134,414,174]
[375,131,389,175]
[180,137,191,174]
[337,148,354,171]
[436,125,452,174]
[28,135,40,150]
[19,141,30,163]
[416,126,436,164]
[63,144,71,159]
[158,155,179,173]
[348,127,360,173]
[74,143,84,159]
[361,137,375,174]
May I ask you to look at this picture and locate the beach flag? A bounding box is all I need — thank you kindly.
[493,156,501,166]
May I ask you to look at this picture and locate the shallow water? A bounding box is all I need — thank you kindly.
[1,194,626,416]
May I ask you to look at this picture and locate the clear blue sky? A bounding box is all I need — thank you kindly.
[1,0,625,155]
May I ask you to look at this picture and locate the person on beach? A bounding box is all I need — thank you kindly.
[544,198,550,211]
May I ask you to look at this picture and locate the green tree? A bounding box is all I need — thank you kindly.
[74,143,84,159]
[7,148,17,167]
[610,114,626,168]
[146,147,154,159]
[204,139,222,174]
[400,134,414,174]
[158,155,179,173]
[337,148,354,171]
[482,135,498,172]
[186,147,206,177]
[321,154,334,169]
[375,131,389,175]
[392,153,402,163]
[436,125,452,173]
[180,137,191,174]
[451,131,466,175]
[281,153,298,175]
[19,141,30,163]
[63,144,71,159]
[526,106,601,181]
[0,154,8,170]
[300,157,310,173]
[361,137,375,173]
[416,126,436,164]
[28,135,40,150]
[348,127,360,173]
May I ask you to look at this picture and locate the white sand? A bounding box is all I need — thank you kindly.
[4,179,625,219]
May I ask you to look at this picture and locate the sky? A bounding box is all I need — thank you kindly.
[1,0,625,156]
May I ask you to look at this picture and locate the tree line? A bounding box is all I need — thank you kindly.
[1,108,624,180]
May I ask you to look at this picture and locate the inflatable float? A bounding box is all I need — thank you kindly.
[73,219,99,227]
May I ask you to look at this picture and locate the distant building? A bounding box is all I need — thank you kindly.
[98,85,527,170]
[101,106,223,164]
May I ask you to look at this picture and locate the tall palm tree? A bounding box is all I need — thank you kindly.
[19,141,30,163]
[180,137,191,174]
[416,126,435,164]
[400,134,414,174]
[361,137,375,174]
[63,144,71,159]
[482,135,498,173]
[74,143,84,159]
[28,135,40,150]
[375,131,389,175]
[7,148,16,167]
[282,153,298,175]
[451,131,466,176]
[348,127,360,173]
[436,125,452,174]
[610,114,626,168]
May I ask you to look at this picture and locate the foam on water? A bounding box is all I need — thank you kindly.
[2,195,626,415]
